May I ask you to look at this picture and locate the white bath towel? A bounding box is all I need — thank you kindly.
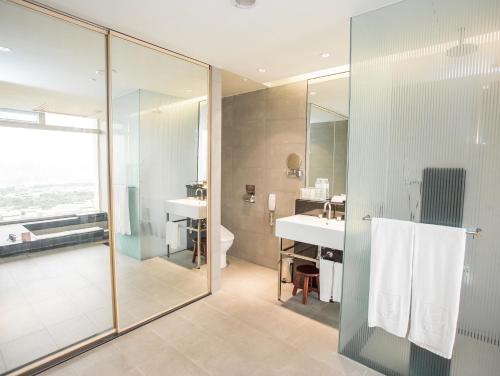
[409,223,466,359]
[166,221,179,249]
[332,262,343,303]
[113,184,131,235]
[368,218,414,337]
[319,258,334,302]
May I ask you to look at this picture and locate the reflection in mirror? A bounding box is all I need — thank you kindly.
[111,35,209,329]
[306,73,349,197]
[0,1,112,372]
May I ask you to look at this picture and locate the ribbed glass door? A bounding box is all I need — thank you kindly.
[340,0,500,375]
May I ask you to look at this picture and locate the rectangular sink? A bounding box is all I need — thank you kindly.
[275,214,344,250]
[165,198,207,219]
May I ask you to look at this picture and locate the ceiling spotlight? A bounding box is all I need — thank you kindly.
[88,77,97,82]
[0,46,12,53]
[257,68,266,73]
[232,0,257,9]
[320,52,331,58]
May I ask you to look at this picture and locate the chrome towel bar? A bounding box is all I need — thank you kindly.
[362,214,482,237]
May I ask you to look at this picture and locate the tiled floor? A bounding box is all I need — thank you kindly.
[40,256,380,376]
[0,244,207,372]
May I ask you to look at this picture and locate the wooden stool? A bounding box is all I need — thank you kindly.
[192,237,207,263]
[292,264,320,304]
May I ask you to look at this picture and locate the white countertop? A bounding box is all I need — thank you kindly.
[275,214,345,250]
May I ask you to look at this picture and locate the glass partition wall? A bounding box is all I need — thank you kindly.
[341,0,500,375]
[0,1,210,374]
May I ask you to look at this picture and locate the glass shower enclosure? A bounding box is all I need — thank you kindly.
[340,0,500,375]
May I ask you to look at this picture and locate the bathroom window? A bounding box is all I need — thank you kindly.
[0,122,100,223]
[0,108,39,123]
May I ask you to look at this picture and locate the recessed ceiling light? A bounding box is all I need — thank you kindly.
[257,68,266,73]
[320,52,331,58]
[310,91,317,96]
[0,46,12,53]
[231,0,256,9]
[88,77,97,82]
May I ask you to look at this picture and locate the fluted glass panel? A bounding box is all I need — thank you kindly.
[340,0,500,375]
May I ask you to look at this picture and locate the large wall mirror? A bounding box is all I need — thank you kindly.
[0,1,210,372]
[110,34,210,329]
[306,73,349,196]
[0,0,113,372]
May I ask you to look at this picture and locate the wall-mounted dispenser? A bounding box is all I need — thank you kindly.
[268,193,276,226]
[244,184,256,203]
[286,153,303,178]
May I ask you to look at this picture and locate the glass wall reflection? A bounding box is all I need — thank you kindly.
[0,0,112,372]
[110,35,209,329]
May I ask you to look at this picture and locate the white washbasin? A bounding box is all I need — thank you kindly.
[275,214,344,250]
[165,198,207,219]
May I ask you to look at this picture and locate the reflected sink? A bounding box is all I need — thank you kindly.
[165,198,207,219]
[275,214,344,250]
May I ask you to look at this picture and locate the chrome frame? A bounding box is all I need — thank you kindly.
[3,0,213,374]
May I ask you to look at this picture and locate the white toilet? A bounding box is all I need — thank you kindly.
[220,225,234,268]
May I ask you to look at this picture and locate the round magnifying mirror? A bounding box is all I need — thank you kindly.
[286,153,302,170]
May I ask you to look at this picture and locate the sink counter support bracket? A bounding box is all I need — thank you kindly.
[277,238,318,301]
[166,212,203,269]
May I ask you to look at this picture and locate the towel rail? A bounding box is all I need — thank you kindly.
[362,214,482,237]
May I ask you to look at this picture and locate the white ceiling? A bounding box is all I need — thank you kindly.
[37,0,402,84]
[0,0,208,116]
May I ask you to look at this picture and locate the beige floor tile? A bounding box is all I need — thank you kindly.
[35,255,376,376]
[0,329,57,370]
[31,296,81,327]
[67,342,134,376]
[47,315,99,348]
[113,326,167,365]
[135,344,209,376]
[0,307,45,344]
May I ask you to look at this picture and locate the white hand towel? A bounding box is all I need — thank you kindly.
[409,223,466,359]
[166,221,179,249]
[368,218,414,337]
[332,262,343,303]
[319,258,334,302]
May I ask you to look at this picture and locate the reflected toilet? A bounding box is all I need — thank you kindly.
[220,225,234,268]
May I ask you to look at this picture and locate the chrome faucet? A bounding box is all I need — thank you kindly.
[323,200,332,222]
[195,187,205,201]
